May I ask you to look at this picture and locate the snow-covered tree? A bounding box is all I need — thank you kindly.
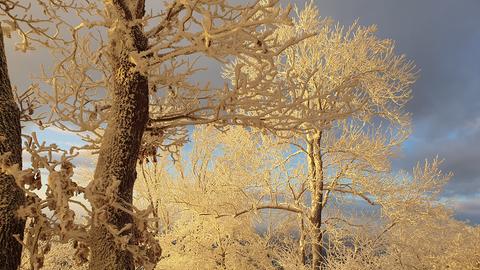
[0,1,339,269]
[133,126,284,269]
[222,4,416,269]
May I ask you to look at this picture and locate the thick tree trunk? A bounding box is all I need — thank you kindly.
[87,56,149,269]
[308,132,324,270]
[87,7,150,269]
[0,26,26,270]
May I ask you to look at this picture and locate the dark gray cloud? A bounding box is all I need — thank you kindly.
[453,199,480,224]
[394,128,480,196]
[306,0,480,134]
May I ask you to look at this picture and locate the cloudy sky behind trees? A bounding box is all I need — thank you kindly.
[306,0,480,223]
[4,0,480,223]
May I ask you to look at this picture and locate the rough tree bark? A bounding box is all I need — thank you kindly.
[87,2,150,269]
[308,132,324,270]
[0,25,26,270]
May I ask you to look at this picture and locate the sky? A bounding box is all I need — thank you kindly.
[4,0,480,223]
